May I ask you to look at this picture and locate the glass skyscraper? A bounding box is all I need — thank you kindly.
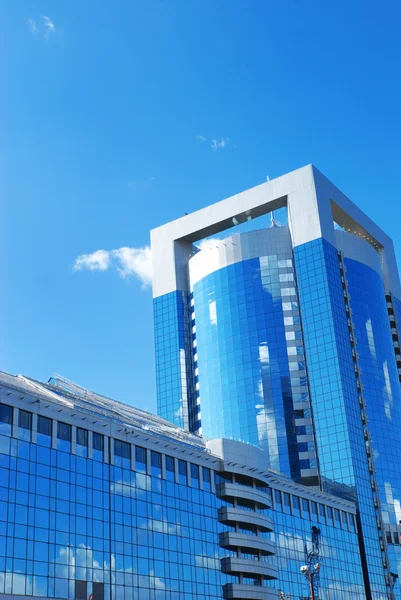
[152,165,401,599]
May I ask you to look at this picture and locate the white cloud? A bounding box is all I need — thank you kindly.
[26,19,38,35]
[196,135,206,142]
[73,249,110,272]
[112,247,152,286]
[211,137,229,150]
[26,15,56,38]
[73,246,152,289]
[43,16,55,35]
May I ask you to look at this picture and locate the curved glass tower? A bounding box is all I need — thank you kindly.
[152,165,401,599]
[189,227,318,486]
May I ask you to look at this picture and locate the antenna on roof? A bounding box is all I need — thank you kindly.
[270,212,275,228]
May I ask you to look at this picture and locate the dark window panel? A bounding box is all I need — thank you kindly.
[75,580,87,600]
[18,410,32,430]
[151,451,161,469]
[93,432,103,451]
[135,446,147,465]
[77,427,88,447]
[165,455,174,472]
[0,403,13,424]
[114,439,130,459]
[57,422,71,441]
[93,582,104,600]
[38,415,52,436]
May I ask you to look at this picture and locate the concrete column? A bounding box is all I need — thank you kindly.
[131,443,136,471]
[109,438,114,465]
[103,436,109,464]
[71,426,77,455]
[146,449,151,475]
[52,419,58,449]
[12,407,18,438]
[31,413,38,445]
[88,431,93,460]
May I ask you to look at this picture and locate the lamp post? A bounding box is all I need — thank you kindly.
[300,563,321,600]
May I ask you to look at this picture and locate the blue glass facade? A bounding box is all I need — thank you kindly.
[191,247,317,485]
[270,487,365,599]
[344,258,401,597]
[0,376,366,600]
[154,291,193,429]
[0,427,225,599]
[294,238,389,599]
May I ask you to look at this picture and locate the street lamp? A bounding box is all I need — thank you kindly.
[300,563,321,600]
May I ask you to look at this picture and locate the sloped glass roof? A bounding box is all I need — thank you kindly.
[0,371,206,451]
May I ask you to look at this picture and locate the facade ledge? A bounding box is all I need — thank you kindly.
[219,531,276,556]
[218,506,274,532]
[223,583,280,600]
[217,482,272,508]
[221,557,278,580]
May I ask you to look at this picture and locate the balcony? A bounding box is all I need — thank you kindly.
[219,531,276,556]
[218,506,274,532]
[221,556,278,580]
[217,482,272,509]
[223,583,280,600]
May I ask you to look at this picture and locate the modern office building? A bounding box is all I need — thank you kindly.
[0,371,366,600]
[152,165,401,599]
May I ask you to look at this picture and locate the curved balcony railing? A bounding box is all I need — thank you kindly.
[219,531,275,556]
[218,506,274,532]
[222,583,280,600]
[216,482,272,508]
[221,556,278,580]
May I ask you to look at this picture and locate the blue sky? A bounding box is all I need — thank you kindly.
[2,0,401,414]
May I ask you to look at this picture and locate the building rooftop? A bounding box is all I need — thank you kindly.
[0,370,206,451]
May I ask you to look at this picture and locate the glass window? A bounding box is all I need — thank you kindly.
[275,490,282,510]
[93,582,104,600]
[334,508,341,527]
[37,415,52,447]
[319,504,326,524]
[0,403,13,436]
[151,451,162,478]
[394,532,399,545]
[202,467,211,492]
[341,511,349,530]
[0,403,12,424]
[77,428,87,447]
[17,410,32,441]
[18,410,32,430]
[327,506,334,525]
[191,463,200,488]
[38,415,51,436]
[135,446,147,473]
[76,427,88,458]
[292,495,300,517]
[302,498,310,518]
[114,439,130,468]
[283,493,291,514]
[57,422,71,452]
[311,501,318,520]
[57,422,71,441]
[75,580,87,600]
[178,460,187,485]
[165,455,175,482]
[93,432,103,451]
[93,432,104,462]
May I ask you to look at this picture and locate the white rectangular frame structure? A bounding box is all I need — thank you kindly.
[151,164,401,298]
